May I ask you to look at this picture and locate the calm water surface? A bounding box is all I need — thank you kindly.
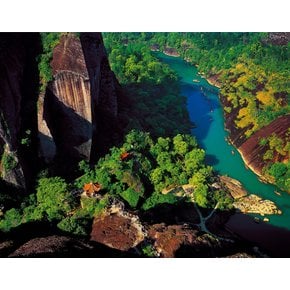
[156,52,290,231]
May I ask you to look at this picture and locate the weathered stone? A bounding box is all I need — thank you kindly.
[7,235,135,257]
[233,194,281,215]
[219,175,247,199]
[238,115,289,182]
[148,223,198,258]
[90,206,146,251]
[38,33,120,166]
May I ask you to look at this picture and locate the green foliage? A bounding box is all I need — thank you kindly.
[38,33,61,91]
[119,188,140,208]
[20,129,31,147]
[259,137,268,146]
[103,34,192,138]
[0,208,22,232]
[141,244,156,257]
[1,151,17,171]
[266,162,290,191]
[142,192,180,211]
[194,184,209,208]
[57,216,90,236]
[36,177,75,221]
[75,130,225,211]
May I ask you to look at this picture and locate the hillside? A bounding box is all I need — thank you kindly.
[103,33,290,192]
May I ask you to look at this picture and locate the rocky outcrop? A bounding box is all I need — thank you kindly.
[266,33,290,46]
[163,47,180,57]
[233,194,282,216]
[90,203,146,251]
[219,175,281,215]
[0,33,40,190]
[219,175,247,199]
[238,115,290,178]
[38,33,120,167]
[148,223,198,257]
[7,235,135,257]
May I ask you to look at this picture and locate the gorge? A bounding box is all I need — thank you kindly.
[0,32,289,257]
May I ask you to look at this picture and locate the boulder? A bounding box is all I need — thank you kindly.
[233,194,281,215]
[90,205,145,251]
[219,175,247,199]
[148,223,198,258]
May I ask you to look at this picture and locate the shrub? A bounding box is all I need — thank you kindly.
[142,192,180,211]
[36,177,75,221]
[57,216,90,236]
[38,33,61,91]
[119,188,140,208]
[1,152,17,171]
[0,208,22,232]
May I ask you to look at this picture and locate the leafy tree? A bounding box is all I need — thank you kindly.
[119,188,140,208]
[194,184,209,208]
[0,208,22,232]
[36,177,75,221]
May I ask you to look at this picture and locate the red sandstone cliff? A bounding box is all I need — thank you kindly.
[0,32,121,189]
[38,33,121,170]
[238,115,290,178]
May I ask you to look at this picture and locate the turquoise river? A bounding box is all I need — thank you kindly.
[156,52,290,231]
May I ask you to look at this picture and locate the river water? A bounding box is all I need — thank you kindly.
[156,52,290,231]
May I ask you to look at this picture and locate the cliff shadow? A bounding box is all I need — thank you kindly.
[0,33,41,192]
[0,220,137,258]
[80,32,121,162]
[42,88,93,179]
[139,200,290,258]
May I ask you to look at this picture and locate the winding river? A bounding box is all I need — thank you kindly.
[156,52,290,231]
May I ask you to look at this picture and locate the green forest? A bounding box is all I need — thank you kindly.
[0,33,233,238]
[0,32,289,242]
[0,131,233,235]
[103,33,290,191]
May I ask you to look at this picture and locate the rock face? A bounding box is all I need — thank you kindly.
[222,89,289,185]
[219,175,247,199]
[0,33,40,190]
[233,194,281,216]
[238,115,290,178]
[266,33,290,46]
[90,203,146,251]
[148,223,198,257]
[7,235,135,258]
[38,33,120,167]
[0,32,121,189]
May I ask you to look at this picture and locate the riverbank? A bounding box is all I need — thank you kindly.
[156,52,290,231]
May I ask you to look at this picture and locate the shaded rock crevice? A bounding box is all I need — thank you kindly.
[0,33,41,191]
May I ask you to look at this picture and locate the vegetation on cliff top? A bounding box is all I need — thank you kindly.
[38,32,61,92]
[103,33,192,138]
[102,33,289,191]
[0,131,233,235]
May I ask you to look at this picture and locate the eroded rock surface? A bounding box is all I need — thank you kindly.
[90,205,146,251]
[38,33,120,166]
[219,175,247,199]
[148,223,198,257]
[233,194,282,216]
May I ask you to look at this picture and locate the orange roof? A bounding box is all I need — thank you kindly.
[83,182,101,194]
[120,152,131,161]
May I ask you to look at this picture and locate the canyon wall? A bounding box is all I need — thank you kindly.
[0,33,40,191]
[0,32,121,190]
[38,33,120,169]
